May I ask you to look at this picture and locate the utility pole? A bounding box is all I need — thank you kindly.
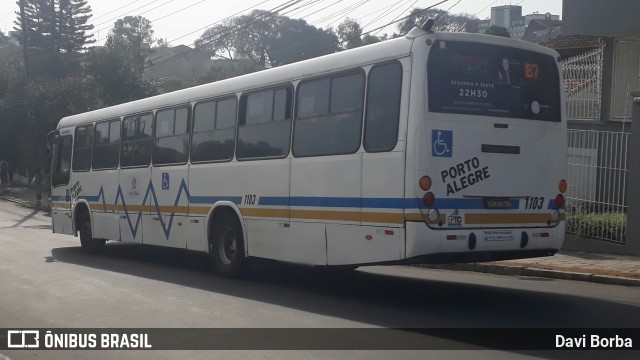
[18,0,30,79]
[19,0,41,205]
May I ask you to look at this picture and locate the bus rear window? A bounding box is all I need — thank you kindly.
[428,40,561,122]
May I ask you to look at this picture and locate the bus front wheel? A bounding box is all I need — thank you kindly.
[210,213,246,277]
[79,215,105,254]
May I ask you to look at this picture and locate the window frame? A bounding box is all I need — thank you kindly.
[236,83,294,161]
[52,134,73,188]
[190,95,238,164]
[120,112,154,169]
[292,68,366,158]
[152,104,191,167]
[92,118,121,171]
[72,124,94,172]
[363,60,403,153]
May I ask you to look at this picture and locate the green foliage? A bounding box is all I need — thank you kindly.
[397,8,478,35]
[336,18,363,50]
[485,25,511,38]
[195,10,338,68]
[85,16,157,105]
[14,0,95,78]
[566,206,627,243]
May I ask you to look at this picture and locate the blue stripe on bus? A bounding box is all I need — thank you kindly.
[189,196,242,205]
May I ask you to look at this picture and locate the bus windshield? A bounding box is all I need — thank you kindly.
[427,40,561,122]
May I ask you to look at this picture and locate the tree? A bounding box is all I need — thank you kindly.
[268,17,338,66]
[485,25,511,38]
[57,0,95,53]
[195,10,338,68]
[14,0,95,78]
[106,15,155,75]
[336,18,363,50]
[398,8,477,35]
[0,30,9,45]
[85,16,157,105]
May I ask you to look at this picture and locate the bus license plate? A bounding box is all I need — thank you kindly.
[484,197,512,209]
[483,230,515,241]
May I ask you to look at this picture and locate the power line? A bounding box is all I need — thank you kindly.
[1,7,17,23]
[92,0,143,22]
[165,0,272,44]
[150,0,207,26]
[371,0,422,36]
[147,0,448,71]
[146,0,299,67]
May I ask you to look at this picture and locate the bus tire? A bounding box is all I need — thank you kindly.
[210,212,246,277]
[79,215,105,255]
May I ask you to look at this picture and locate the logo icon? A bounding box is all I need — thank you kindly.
[162,173,170,190]
[7,330,40,348]
[132,178,137,190]
[447,209,462,226]
[432,130,452,157]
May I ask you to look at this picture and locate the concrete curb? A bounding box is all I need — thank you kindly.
[419,263,640,287]
[0,194,50,213]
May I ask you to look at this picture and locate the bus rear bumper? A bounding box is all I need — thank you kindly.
[405,221,565,262]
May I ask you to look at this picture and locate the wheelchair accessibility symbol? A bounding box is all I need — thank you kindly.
[162,172,170,190]
[432,130,452,157]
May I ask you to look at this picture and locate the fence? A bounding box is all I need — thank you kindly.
[563,46,604,121]
[566,129,629,244]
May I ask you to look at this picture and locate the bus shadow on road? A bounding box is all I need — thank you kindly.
[50,242,640,330]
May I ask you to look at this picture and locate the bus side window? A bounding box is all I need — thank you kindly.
[121,113,153,168]
[293,71,365,157]
[92,119,120,170]
[191,97,237,162]
[72,124,94,171]
[153,107,190,166]
[236,87,292,160]
[364,61,403,152]
[52,135,72,187]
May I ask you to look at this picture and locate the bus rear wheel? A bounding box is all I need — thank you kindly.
[79,215,105,254]
[210,213,246,277]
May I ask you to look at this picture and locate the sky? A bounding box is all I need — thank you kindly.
[0,0,563,47]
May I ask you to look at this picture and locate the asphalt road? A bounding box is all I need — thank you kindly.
[0,200,639,359]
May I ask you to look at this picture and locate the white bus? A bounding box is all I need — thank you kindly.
[49,25,567,276]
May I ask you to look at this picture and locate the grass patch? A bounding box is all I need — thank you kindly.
[566,208,626,243]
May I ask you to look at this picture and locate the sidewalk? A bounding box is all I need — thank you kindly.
[0,184,50,212]
[1,185,639,286]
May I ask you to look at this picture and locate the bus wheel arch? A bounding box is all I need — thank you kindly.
[73,202,105,254]
[206,204,248,277]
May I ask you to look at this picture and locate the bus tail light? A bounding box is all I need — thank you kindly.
[559,179,568,193]
[419,176,432,191]
[554,194,565,208]
[423,192,435,207]
[550,209,560,223]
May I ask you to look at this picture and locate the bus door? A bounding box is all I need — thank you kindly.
[50,133,74,235]
[145,106,190,249]
[290,71,366,265]
[118,113,154,244]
